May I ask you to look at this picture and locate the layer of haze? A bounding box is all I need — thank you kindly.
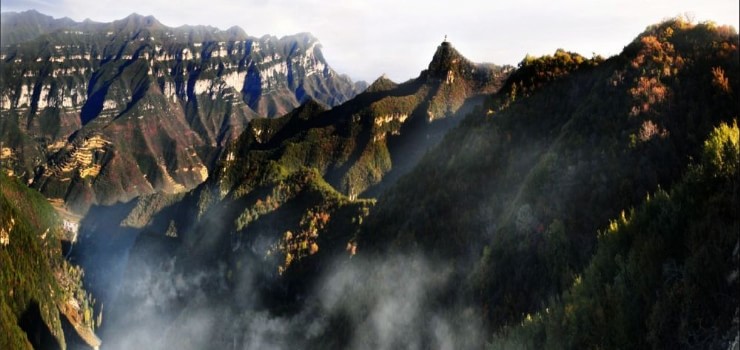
[2,0,737,90]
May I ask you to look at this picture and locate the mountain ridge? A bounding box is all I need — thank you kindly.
[0,10,366,213]
[359,18,738,346]
[98,38,512,348]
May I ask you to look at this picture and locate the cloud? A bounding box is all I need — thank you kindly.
[100,247,483,350]
[316,254,482,350]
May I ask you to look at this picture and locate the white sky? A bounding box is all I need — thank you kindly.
[2,0,738,82]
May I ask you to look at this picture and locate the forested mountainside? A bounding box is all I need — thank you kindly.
[0,173,100,350]
[0,10,365,213]
[360,18,739,348]
[490,120,739,349]
[102,39,511,349]
[95,18,739,349]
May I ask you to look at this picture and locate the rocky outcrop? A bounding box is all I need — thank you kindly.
[0,13,363,119]
[422,41,510,121]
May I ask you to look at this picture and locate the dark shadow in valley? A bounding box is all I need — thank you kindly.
[18,301,61,350]
[66,200,143,344]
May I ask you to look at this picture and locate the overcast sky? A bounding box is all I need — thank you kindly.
[2,0,738,82]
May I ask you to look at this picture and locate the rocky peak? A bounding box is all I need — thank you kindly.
[425,40,476,82]
[291,98,328,120]
[113,13,163,31]
[366,74,397,93]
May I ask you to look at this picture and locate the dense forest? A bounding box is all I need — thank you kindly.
[490,120,739,348]
[360,18,739,348]
[1,173,100,350]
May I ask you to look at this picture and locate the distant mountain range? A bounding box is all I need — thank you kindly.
[0,10,366,212]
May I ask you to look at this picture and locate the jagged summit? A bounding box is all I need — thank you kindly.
[425,40,477,81]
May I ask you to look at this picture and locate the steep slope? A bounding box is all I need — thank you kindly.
[0,172,100,350]
[163,39,509,267]
[0,11,365,213]
[217,40,510,200]
[491,121,739,349]
[358,18,738,342]
[97,40,510,348]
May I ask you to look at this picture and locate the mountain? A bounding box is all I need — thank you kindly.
[97,19,738,349]
[97,39,510,349]
[490,119,739,349]
[215,40,510,200]
[0,10,77,46]
[0,172,100,350]
[358,18,739,347]
[0,11,365,213]
[3,14,737,350]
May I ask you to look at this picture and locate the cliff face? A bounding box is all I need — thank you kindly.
[0,11,364,213]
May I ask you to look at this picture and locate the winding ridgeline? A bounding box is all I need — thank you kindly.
[0,11,738,350]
